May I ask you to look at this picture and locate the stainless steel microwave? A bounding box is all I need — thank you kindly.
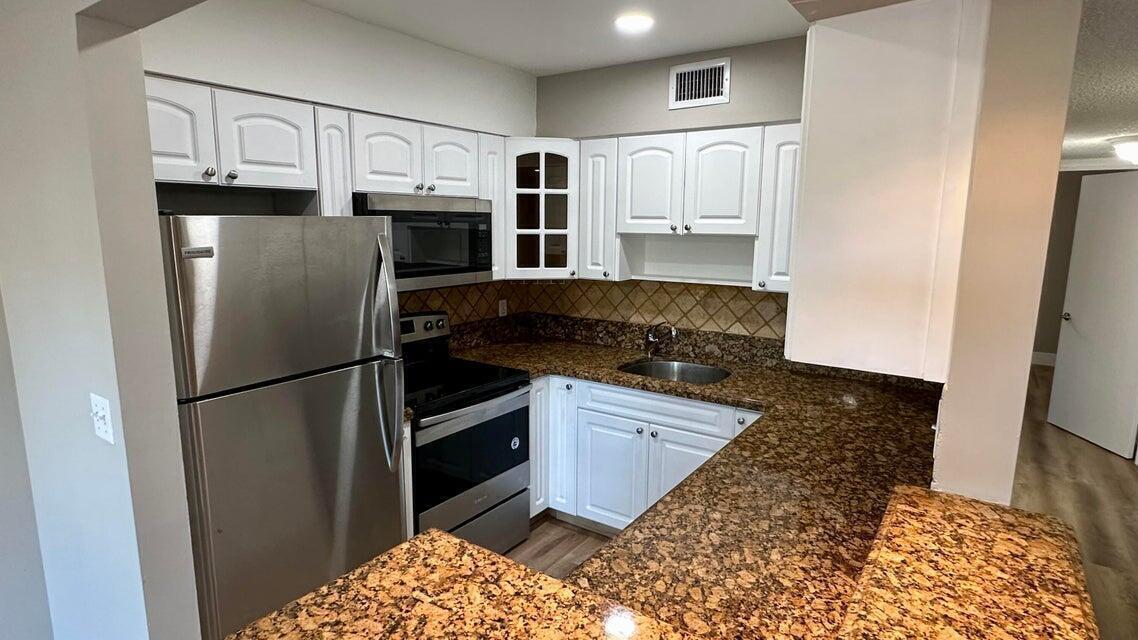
[353,193,492,291]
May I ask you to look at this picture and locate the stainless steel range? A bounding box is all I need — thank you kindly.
[402,312,532,553]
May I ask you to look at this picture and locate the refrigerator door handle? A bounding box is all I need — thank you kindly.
[375,359,404,472]
[373,229,401,358]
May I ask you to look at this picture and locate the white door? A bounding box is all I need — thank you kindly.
[578,139,618,281]
[351,113,422,194]
[576,409,647,529]
[683,127,763,235]
[529,377,550,516]
[1048,172,1138,458]
[144,77,218,184]
[213,90,317,189]
[423,125,478,197]
[505,137,579,279]
[478,134,507,280]
[547,377,579,514]
[754,123,801,292]
[646,425,728,505]
[617,133,685,235]
[315,107,353,216]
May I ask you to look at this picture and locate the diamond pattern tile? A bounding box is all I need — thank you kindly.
[398,280,789,338]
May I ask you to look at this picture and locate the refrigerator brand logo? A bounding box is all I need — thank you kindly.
[181,246,215,259]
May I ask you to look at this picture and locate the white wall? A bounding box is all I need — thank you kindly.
[78,15,202,639]
[934,0,1082,503]
[785,0,987,381]
[139,0,537,136]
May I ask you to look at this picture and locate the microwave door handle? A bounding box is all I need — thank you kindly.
[373,230,400,357]
[375,359,404,472]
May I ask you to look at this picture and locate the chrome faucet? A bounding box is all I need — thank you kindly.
[645,322,678,358]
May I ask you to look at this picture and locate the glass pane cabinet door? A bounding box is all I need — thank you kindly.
[505,139,578,279]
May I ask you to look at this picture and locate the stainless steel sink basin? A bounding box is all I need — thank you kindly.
[617,359,731,385]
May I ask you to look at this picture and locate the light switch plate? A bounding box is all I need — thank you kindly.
[90,393,114,445]
[498,299,507,317]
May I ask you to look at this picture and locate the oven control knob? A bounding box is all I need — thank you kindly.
[424,321,434,331]
[436,319,446,329]
[510,437,520,450]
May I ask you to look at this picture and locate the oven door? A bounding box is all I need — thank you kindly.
[389,209,492,290]
[413,386,530,532]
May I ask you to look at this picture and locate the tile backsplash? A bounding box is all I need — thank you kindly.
[399,280,788,339]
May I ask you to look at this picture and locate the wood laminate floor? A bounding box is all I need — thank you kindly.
[506,516,610,580]
[1013,365,1138,640]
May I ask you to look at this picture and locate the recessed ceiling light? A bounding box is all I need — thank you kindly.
[1111,135,1138,164]
[614,13,654,35]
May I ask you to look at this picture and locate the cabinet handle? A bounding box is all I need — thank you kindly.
[603,271,610,278]
[565,383,573,390]
[670,224,678,232]
[427,183,437,193]
[757,280,767,289]
[737,417,745,425]
[650,430,658,438]
[414,183,424,193]
[683,224,692,232]
[203,166,217,178]
[635,427,644,435]
[226,170,239,180]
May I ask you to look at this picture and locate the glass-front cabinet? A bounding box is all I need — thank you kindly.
[505,138,579,279]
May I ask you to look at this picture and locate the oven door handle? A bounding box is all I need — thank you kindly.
[415,385,530,448]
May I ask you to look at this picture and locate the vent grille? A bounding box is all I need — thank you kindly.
[669,57,731,110]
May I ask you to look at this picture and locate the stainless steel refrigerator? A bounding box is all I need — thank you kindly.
[159,215,405,640]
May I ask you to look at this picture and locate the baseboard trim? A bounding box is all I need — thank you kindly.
[1032,352,1057,367]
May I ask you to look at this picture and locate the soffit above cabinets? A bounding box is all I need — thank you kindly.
[302,0,807,76]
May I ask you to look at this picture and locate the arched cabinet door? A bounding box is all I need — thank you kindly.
[616,133,685,235]
[214,89,317,189]
[351,113,422,195]
[145,77,219,184]
[423,125,478,197]
[683,126,763,235]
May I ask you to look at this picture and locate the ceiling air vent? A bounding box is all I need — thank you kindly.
[669,57,731,110]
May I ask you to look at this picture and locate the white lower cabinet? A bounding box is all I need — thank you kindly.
[528,377,550,517]
[576,409,649,529]
[535,377,761,530]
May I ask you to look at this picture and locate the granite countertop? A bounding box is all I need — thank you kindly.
[836,486,1098,640]
[455,341,940,638]
[228,528,687,640]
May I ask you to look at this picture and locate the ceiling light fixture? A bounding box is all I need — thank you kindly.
[1111,135,1138,165]
[614,12,654,35]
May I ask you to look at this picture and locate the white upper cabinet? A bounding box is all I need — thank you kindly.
[576,409,648,529]
[478,134,507,280]
[423,125,478,197]
[578,138,618,281]
[683,127,763,236]
[144,77,219,184]
[617,133,686,235]
[315,107,353,216]
[213,90,317,189]
[646,425,728,505]
[754,123,801,292]
[351,113,422,195]
[505,137,579,279]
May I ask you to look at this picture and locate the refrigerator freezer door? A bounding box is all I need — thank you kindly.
[180,359,405,640]
[161,215,400,399]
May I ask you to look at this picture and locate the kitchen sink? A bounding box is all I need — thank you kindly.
[617,359,731,385]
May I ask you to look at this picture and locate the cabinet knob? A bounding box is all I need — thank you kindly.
[1061,312,1071,321]
[226,170,239,180]
[650,430,658,438]
[203,166,217,178]
[636,427,644,435]
[602,271,610,278]
[737,417,745,425]
[670,224,678,232]
[757,280,767,289]
[427,183,437,193]
[570,270,576,277]
[414,183,424,193]
[565,383,573,390]
[683,224,692,232]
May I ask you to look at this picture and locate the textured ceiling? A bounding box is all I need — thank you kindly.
[1063,0,1138,160]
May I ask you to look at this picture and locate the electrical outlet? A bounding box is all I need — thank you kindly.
[90,393,114,445]
[498,299,507,317]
